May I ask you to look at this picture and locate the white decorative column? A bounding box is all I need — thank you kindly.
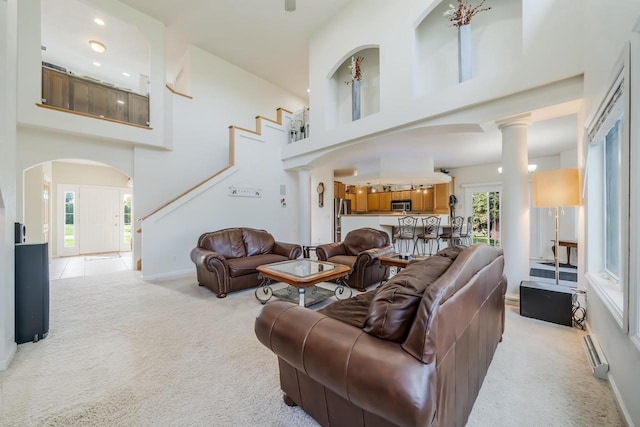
[297,167,312,247]
[496,114,531,301]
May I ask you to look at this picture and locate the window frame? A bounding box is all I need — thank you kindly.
[584,44,631,333]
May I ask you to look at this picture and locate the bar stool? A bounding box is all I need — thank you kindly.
[459,216,473,246]
[394,216,418,254]
[416,216,441,255]
[439,216,464,247]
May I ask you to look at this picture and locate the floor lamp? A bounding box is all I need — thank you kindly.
[531,168,580,284]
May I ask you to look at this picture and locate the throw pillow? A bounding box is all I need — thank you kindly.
[363,256,453,342]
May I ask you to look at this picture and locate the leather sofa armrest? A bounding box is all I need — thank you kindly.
[255,301,435,427]
[190,247,228,272]
[355,244,395,265]
[315,242,347,260]
[272,241,302,259]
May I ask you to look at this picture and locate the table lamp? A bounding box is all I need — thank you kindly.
[531,168,580,284]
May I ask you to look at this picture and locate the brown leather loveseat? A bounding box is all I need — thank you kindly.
[190,227,301,298]
[255,244,506,427]
[316,227,394,291]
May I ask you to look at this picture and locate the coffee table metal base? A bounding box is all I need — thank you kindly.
[255,278,352,307]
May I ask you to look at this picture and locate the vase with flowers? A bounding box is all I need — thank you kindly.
[345,56,364,121]
[444,0,491,82]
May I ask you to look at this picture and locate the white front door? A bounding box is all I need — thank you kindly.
[79,187,120,254]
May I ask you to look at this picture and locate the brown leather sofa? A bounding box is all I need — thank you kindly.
[316,227,394,291]
[255,244,506,427]
[190,227,301,298]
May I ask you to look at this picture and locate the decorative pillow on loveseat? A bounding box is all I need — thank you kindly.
[363,246,465,342]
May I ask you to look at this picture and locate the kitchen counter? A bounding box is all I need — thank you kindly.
[341,214,450,243]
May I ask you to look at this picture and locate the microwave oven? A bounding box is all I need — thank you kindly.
[391,200,411,212]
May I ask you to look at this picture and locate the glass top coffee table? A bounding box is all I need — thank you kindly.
[255,259,351,307]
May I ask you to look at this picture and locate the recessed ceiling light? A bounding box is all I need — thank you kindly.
[89,40,106,53]
[93,61,101,67]
[122,72,130,77]
[94,18,105,26]
[307,88,310,93]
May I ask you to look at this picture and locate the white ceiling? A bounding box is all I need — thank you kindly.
[42,0,151,93]
[119,0,352,100]
[41,0,581,181]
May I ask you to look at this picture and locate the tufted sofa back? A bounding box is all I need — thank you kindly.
[197,227,275,259]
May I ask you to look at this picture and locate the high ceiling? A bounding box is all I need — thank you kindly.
[119,0,352,100]
[41,0,580,178]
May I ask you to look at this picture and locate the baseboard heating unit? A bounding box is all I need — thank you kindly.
[582,334,609,380]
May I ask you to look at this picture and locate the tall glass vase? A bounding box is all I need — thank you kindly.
[351,79,361,121]
[458,24,472,82]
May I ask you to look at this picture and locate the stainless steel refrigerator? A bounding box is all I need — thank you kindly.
[334,198,351,242]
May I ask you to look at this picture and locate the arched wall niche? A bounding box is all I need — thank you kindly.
[413,0,523,98]
[327,45,380,129]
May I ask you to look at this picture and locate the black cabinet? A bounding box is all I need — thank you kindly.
[520,280,573,326]
[15,243,50,344]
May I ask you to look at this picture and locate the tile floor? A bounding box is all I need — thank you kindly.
[49,252,133,280]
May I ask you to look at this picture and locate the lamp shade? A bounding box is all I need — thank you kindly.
[531,168,580,207]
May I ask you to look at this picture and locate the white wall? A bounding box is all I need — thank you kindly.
[415,0,522,97]
[304,0,583,154]
[581,1,640,425]
[0,0,18,370]
[141,124,300,279]
[23,164,45,244]
[134,45,305,222]
[310,167,335,245]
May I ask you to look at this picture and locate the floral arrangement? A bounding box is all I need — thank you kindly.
[345,56,364,85]
[444,0,491,27]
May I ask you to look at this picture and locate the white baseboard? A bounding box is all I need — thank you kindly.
[505,292,520,306]
[607,373,635,427]
[0,342,17,371]
[142,268,194,281]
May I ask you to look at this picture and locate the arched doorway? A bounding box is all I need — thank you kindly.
[22,159,134,277]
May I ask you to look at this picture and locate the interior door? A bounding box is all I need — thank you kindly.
[79,187,120,254]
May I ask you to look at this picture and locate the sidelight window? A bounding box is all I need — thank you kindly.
[64,191,75,248]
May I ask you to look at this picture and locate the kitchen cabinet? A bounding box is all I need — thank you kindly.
[346,193,357,212]
[334,181,346,199]
[367,193,380,211]
[401,190,411,200]
[355,187,368,212]
[434,183,450,214]
[379,192,392,211]
[423,188,435,211]
[411,190,424,211]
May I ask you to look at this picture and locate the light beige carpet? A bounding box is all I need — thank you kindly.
[0,271,624,426]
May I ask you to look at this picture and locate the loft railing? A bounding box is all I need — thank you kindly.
[40,65,150,127]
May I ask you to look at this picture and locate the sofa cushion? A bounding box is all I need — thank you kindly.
[226,253,289,277]
[243,228,275,256]
[343,228,389,256]
[199,228,247,259]
[363,255,455,342]
[318,290,376,329]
